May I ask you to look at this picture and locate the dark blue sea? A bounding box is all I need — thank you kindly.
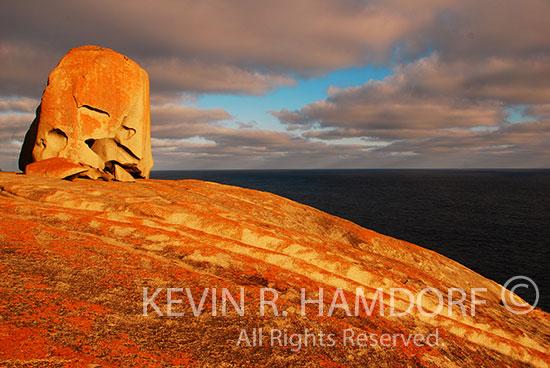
[151,169,550,312]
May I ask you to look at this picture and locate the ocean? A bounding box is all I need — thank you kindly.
[151,169,550,312]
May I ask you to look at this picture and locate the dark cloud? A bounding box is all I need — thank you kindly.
[0,42,60,97]
[425,0,550,61]
[270,50,550,165]
[144,59,296,96]
[0,0,416,97]
[0,0,410,69]
[526,104,550,120]
[388,54,550,104]
[272,52,550,137]
[271,63,507,139]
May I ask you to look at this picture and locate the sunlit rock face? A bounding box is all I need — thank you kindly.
[0,172,549,367]
[19,45,153,180]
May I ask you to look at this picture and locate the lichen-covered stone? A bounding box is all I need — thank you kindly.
[25,157,88,179]
[19,45,153,179]
[112,163,135,182]
[0,172,549,367]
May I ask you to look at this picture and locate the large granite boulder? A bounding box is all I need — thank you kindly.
[19,45,153,180]
[0,171,549,366]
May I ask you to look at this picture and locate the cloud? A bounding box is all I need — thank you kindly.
[271,59,509,141]
[0,0,423,98]
[0,0,417,71]
[150,103,303,149]
[270,50,550,166]
[150,134,377,170]
[0,108,34,171]
[424,0,550,61]
[150,103,232,139]
[2,0,549,100]
[144,59,296,95]
[1,0,549,169]
[151,104,232,124]
[0,96,39,113]
[0,42,60,98]
[0,139,22,172]
[526,104,550,120]
[389,54,550,104]
[0,112,34,140]
[273,51,550,135]
[2,0,549,89]
[148,101,382,169]
[369,119,550,168]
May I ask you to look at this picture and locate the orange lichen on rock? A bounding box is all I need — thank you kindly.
[18,45,153,180]
[25,157,88,179]
[0,172,549,367]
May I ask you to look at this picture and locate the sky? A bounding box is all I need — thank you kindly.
[1,0,549,170]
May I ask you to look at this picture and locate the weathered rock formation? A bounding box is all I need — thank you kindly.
[25,157,89,179]
[0,172,548,367]
[18,45,153,181]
